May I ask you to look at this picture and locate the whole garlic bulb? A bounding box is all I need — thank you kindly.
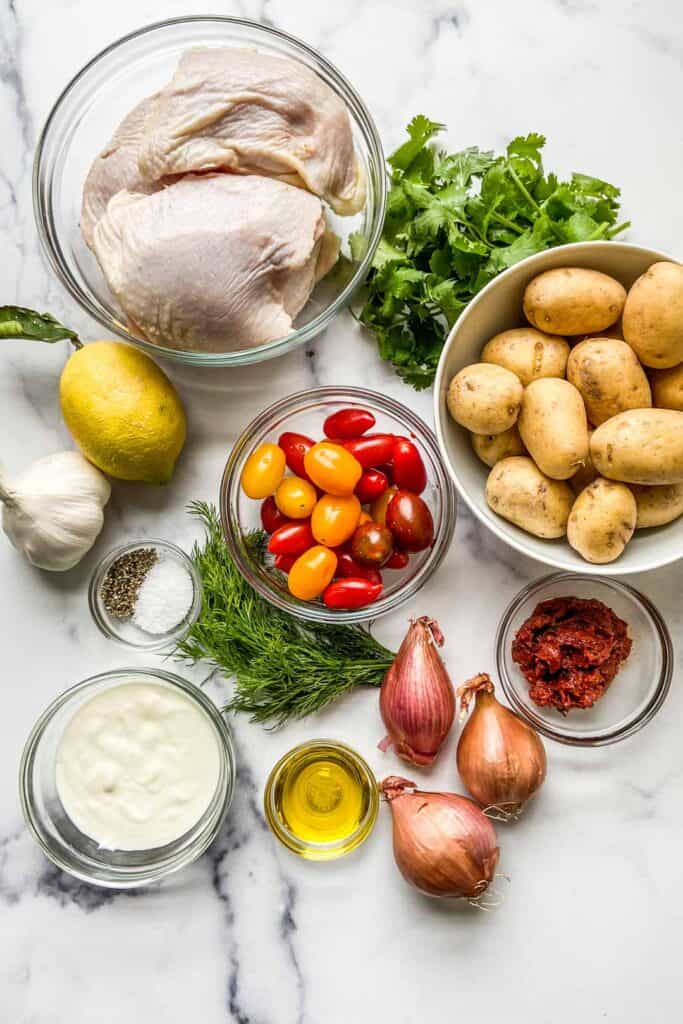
[0,451,111,571]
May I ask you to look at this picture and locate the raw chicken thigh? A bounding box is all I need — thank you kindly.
[92,174,338,352]
[80,95,160,249]
[138,47,365,215]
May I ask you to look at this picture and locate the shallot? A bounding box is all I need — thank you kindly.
[378,617,455,766]
[457,673,547,820]
[381,776,500,901]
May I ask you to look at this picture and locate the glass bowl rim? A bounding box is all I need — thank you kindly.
[219,384,457,624]
[19,666,236,888]
[88,537,203,652]
[32,13,387,367]
[495,571,673,747]
[263,738,380,859]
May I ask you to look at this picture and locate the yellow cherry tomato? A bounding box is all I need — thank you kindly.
[303,442,362,496]
[274,475,317,519]
[241,443,286,499]
[370,485,398,526]
[311,493,361,547]
[358,511,372,526]
[288,545,338,601]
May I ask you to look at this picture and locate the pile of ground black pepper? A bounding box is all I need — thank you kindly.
[101,548,158,619]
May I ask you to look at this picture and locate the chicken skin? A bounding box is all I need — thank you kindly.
[92,174,338,352]
[80,95,160,250]
[138,47,365,215]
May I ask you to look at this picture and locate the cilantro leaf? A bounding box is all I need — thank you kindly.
[359,118,628,389]
[389,115,445,172]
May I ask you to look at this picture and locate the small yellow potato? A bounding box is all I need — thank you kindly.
[567,477,636,564]
[485,456,573,539]
[523,267,626,336]
[570,429,598,494]
[623,261,683,368]
[650,363,683,411]
[518,378,589,480]
[566,338,652,426]
[590,408,683,484]
[447,363,523,435]
[631,483,683,529]
[481,328,570,387]
[471,425,525,467]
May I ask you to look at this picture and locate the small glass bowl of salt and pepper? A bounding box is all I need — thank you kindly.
[89,539,202,651]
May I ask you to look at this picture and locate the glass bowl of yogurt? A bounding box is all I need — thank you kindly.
[19,668,235,888]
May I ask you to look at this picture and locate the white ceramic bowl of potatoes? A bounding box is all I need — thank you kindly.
[434,241,683,574]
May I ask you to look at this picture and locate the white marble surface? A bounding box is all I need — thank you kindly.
[1,0,683,1020]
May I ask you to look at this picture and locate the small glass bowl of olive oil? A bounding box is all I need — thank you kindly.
[264,740,379,861]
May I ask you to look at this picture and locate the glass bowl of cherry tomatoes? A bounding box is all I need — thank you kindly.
[220,387,457,623]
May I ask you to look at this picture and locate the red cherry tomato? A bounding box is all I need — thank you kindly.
[386,490,434,552]
[375,463,394,484]
[350,521,394,567]
[385,549,410,570]
[274,553,297,572]
[261,496,291,534]
[323,407,376,440]
[278,431,315,480]
[343,434,396,469]
[322,578,383,609]
[392,438,427,494]
[355,468,389,504]
[267,522,314,556]
[335,552,383,584]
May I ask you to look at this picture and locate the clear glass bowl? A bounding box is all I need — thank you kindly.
[496,573,672,746]
[219,386,457,624]
[19,668,235,888]
[88,538,202,652]
[263,740,379,861]
[33,15,386,366]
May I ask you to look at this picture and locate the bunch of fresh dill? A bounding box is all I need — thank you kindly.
[174,502,395,726]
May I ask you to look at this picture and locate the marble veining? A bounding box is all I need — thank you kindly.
[1,1,682,1021]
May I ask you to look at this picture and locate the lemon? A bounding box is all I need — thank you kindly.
[59,342,187,484]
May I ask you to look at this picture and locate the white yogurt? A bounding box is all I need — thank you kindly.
[56,682,221,851]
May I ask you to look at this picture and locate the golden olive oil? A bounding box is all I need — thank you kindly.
[264,741,379,860]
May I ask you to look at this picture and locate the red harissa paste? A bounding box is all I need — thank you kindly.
[511,596,632,712]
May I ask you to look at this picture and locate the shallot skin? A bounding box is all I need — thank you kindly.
[379,617,455,766]
[457,673,547,818]
[381,777,500,900]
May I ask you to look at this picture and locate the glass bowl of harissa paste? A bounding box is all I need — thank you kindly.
[19,668,235,887]
[496,573,673,747]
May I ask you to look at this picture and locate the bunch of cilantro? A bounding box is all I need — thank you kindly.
[358,117,629,389]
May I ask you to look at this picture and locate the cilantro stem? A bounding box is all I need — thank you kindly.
[508,164,567,243]
[464,221,489,246]
[488,211,525,235]
[506,164,542,213]
[607,220,631,238]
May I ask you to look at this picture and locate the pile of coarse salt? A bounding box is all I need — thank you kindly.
[132,557,194,635]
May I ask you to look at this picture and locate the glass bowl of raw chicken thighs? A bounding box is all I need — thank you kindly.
[33,16,386,365]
